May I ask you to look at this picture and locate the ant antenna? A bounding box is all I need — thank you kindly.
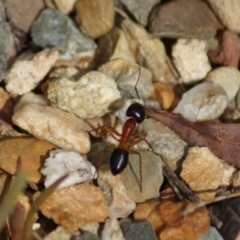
[134,66,141,102]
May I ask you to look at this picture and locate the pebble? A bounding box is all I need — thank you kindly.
[96,28,135,66]
[122,220,157,240]
[220,161,236,187]
[233,170,240,189]
[4,0,44,33]
[44,226,80,240]
[173,82,229,122]
[207,0,240,33]
[205,67,240,101]
[5,48,59,95]
[0,1,15,81]
[120,150,163,203]
[75,0,115,39]
[45,71,121,119]
[138,118,187,171]
[180,147,224,201]
[101,218,125,240]
[98,59,153,99]
[97,165,136,219]
[46,0,76,14]
[0,137,57,183]
[150,82,179,110]
[31,9,97,59]
[149,0,220,39]
[208,30,240,67]
[12,104,90,153]
[121,19,176,83]
[197,226,223,240]
[172,38,211,84]
[36,183,109,230]
[73,231,100,240]
[41,149,96,190]
[121,0,159,26]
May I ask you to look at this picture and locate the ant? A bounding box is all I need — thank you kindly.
[95,67,156,192]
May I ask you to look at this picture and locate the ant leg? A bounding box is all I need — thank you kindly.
[128,149,142,193]
[105,127,122,142]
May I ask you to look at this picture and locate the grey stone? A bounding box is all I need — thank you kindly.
[149,0,220,39]
[122,220,157,240]
[197,227,223,240]
[72,231,100,240]
[120,0,159,26]
[31,9,97,56]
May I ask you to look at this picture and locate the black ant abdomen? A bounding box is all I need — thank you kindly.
[126,102,146,124]
[110,148,129,175]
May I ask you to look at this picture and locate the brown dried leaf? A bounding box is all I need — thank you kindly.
[35,183,109,230]
[134,200,210,240]
[0,137,57,183]
[146,107,240,166]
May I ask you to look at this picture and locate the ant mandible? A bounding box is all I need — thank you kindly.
[101,67,156,192]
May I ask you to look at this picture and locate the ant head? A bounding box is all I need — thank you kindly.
[126,102,145,123]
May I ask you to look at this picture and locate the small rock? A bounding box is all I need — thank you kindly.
[219,161,236,187]
[207,0,240,33]
[138,118,187,171]
[44,226,80,240]
[73,231,100,240]
[180,147,224,201]
[31,9,97,58]
[121,0,159,26]
[98,59,153,99]
[75,0,115,39]
[150,82,179,110]
[197,226,223,240]
[173,82,229,122]
[12,104,90,153]
[80,223,99,237]
[41,149,96,190]
[121,19,176,83]
[13,92,47,113]
[233,170,240,189]
[36,183,109,230]
[206,67,240,100]
[45,71,121,119]
[4,0,44,33]
[96,27,135,66]
[149,0,220,39]
[97,165,136,219]
[5,48,59,95]
[172,38,211,83]
[101,218,124,240]
[208,30,240,67]
[0,137,57,183]
[46,0,77,14]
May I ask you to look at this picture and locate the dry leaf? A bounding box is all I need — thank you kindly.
[146,107,240,166]
[134,200,210,240]
[0,137,57,183]
[35,183,109,230]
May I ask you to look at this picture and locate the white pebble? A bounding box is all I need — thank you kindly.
[172,38,211,83]
[173,82,228,121]
[101,218,125,240]
[206,66,240,101]
[41,149,96,190]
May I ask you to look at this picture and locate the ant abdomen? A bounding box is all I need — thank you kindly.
[126,102,146,124]
[110,148,129,175]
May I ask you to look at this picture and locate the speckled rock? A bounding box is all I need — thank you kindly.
[0,1,16,81]
[180,147,224,201]
[98,59,153,99]
[149,0,220,39]
[121,19,176,83]
[97,165,136,219]
[172,38,211,84]
[138,118,187,171]
[12,104,90,153]
[173,82,229,122]
[205,67,240,101]
[6,48,59,95]
[31,9,97,58]
[121,0,159,26]
[45,71,121,119]
[101,218,124,240]
[96,28,135,66]
[207,0,240,33]
[75,0,115,39]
